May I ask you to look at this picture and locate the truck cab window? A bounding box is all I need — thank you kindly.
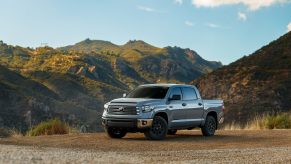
[170,87,182,98]
[181,87,197,100]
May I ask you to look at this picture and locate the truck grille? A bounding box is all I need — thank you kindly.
[107,105,138,115]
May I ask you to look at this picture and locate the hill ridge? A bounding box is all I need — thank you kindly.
[192,32,291,124]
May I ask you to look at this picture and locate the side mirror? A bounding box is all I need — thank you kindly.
[123,93,127,98]
[168,94,181,101]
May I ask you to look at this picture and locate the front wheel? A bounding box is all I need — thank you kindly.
[144,116,168,140]
[104,127,127,138]
[201,116,217,136]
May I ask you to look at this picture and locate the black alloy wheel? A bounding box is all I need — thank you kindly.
[144,116,168,140]
[201,115,216,136]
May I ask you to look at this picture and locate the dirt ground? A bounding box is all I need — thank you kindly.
[0,130,291,163]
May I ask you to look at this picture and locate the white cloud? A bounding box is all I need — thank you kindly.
[205,23,231,29]
[174,0,183,5]
[287,22,291,32]
[137,6,155,12]
[206,23,220,28]
[185,20,194,26]
[238,12,247,21]
[192,0,291,11]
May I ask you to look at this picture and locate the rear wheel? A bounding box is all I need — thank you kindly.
[104,127,127,138]
[201,116,216,136]
[144,116,168,140]
[167,129,177,135]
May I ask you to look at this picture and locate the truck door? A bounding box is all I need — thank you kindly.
[181,87,204,126]
[167,87,187,127]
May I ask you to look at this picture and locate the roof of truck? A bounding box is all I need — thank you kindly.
[139,83,196,88]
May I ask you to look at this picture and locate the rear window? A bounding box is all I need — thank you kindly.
[181,87,197,100]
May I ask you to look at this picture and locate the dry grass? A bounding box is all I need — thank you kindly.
[68,127,80,134]
[8,129,23,138]
[27,118,69,136]
[222,122,244,130]
[0,128,10,138]
[223,113,291,130]
[0,128,23,138]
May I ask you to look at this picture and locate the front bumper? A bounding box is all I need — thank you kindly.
[102,117,153,129]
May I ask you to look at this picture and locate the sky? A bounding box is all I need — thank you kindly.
[0,0,291,64]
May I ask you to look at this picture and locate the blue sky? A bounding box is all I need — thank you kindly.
[0,0,290,64]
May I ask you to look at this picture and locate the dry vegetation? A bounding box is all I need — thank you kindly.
[27,119,69,136]
[0,128,10,138]
[0,128,23,138]
[223,113,291,130]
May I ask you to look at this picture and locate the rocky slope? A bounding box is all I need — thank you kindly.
[192,32,291,124]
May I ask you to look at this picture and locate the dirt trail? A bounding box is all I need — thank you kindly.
[1,130,291,163]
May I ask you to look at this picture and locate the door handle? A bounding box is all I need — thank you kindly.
[198,102,203,106]
[182,103,187,106]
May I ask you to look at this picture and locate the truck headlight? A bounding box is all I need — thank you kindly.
[104,102,110,112]
[141,105,154,113]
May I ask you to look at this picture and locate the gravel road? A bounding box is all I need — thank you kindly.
[0,145,290,164]
[1,130,291,163]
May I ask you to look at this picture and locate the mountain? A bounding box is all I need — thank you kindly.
[192,32,291,124]
[122,40,160,52]
[60,39,120,52]
[60,39,222,85]
[0,39,221,131]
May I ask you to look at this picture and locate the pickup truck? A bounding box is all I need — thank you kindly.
[102,84,224,140]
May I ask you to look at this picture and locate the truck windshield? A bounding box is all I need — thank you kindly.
[127,86,169,99]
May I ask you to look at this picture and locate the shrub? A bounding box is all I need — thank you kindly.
[264,114,291,129]
[0,128,23,138]
[0,128,10,138]
[246,113,291,129]
[223,113,291,130]
[27,118,69,136]
[9,129,23,138]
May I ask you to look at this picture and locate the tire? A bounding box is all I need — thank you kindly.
[201,116,217,136]
[104,127,127,139]
[144,116,168,140]
[167,129,177,135]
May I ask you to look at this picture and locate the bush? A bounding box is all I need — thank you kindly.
[0,128,23,138]
[223,113,291,130]
[264,114,291,129]
[0,128,10,138]
[27,118,69,136]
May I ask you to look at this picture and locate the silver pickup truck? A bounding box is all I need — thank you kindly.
[102,84,224,140]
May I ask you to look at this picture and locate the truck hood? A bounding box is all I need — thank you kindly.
[110,98,164,106]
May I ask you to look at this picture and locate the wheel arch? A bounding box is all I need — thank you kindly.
[154,112,168,124]
[206,111,218,129]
